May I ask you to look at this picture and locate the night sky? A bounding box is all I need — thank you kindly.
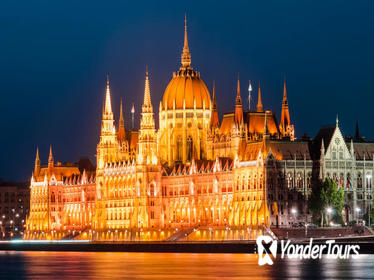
[1,1,374,181]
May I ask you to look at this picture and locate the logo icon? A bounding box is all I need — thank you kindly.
[256,235,277,266]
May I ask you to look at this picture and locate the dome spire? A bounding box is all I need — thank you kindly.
[181,14,191,68]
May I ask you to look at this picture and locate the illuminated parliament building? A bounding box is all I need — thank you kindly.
[25,19,374,241]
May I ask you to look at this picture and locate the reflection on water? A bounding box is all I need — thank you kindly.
[0,251,373,279]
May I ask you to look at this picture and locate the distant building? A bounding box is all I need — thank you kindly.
[0,181,29,238]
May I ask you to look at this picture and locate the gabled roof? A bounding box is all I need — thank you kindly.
[35,166,80,182]
[351,142,374,160]
[311,125,336,160]
[242,142,263,161]
[219,113,234,135]
[268,141,311,160]
[247,111,279,136]
[241,139,311,161]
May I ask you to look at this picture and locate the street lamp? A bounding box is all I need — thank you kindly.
[355,207,361,222]
[326,207,333,227]
[291,208,297,225]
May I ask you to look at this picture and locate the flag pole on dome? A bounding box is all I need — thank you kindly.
[131,103,135,130]
[248,80,252,111]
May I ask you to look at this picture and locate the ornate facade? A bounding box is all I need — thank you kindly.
[25,18,373,241]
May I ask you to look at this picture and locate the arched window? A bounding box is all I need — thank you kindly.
[150,184,155,197]
[187,136,193,161]
[297,173,303,188]
[307,173,312,188]
[177,136,182,161]
[287,173,293,189]
[366,173,372,189]
[357,173,362,188]
[339,173,344,188]
[346,173,351,188]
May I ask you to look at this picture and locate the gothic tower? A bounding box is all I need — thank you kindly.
[135,69,161,229]
[97,76,119,170]
[279,79,294,140]
[138,68,157,165]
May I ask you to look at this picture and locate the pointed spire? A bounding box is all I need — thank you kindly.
[181,14,191,68]
[257,81,263,112]
[336,114,339,127]
[283,77,287,102]
[143,66,152,108]
[34,147,40,175]
[120,99,124,123]
[280,77,291,138]
[104,75,113,115]
[48,145,54,169]
[212,80,217,109]
[118,98,125,142]
[99,74,116,137]
[35,146,40,163]
[236,74,242,105]
[210,80,219,130]
[234,75,243,126]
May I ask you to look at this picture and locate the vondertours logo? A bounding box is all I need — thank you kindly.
[256,235,360,266]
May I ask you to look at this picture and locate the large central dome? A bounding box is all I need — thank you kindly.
[162,18,211,110]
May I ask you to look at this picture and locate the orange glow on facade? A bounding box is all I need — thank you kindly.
[24,18,298,241]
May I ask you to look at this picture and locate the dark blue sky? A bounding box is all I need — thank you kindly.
[1,1,374,181]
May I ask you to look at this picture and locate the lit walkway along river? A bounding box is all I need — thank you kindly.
[0,251,373,279]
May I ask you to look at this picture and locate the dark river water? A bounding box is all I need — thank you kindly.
[0,251,373,279]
